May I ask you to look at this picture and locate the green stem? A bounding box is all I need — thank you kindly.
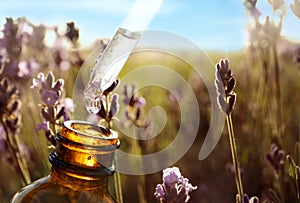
[104,94,123,203]
[272,44,282,137]
[1,118,31,185]
[113,158,123,203]
[105,95,111,129]
[226,114,244,202]
[14,135,31,184]
[131,127,147,203]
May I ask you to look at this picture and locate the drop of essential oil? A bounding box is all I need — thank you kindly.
[84,82,102,114]
[85,102,101,114]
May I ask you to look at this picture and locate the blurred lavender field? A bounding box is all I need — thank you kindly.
[2,0,300,202]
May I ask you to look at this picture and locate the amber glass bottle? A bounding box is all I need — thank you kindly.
[11,120,119,203]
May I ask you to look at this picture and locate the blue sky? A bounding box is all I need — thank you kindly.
[0,0,299,51]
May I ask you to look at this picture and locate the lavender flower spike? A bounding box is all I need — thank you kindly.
[154,184,165,199]
[163,167,182,185]
[154,166,197,203]
[242,194,260,203]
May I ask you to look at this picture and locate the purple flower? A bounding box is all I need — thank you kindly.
[17,61,30,78]
[91,79,120,128]
[59,60,70,71]
[181,177,197,192]
[40,90,59,106]
[243,194,260,203]
[31,72,45,89]
[31,71,69,147]
[109,94,119,118]
[154,184,165,199]
[65,22,79,44]
[163,167,182,185]
[17,59,40,78]
[135,96,146,107]
[61,97,74,113]
[37,120,50,131]
[266,143,284,172]
[122,84,150,128]
[154,166,197,203]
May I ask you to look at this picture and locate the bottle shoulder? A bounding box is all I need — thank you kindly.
[11,175,116,203]
[11,176,50,203]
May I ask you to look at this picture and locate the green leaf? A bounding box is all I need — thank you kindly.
[288,155,297,179]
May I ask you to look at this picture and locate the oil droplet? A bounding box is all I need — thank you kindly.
[84,82,102,114]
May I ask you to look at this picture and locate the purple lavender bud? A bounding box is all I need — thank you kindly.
[31,72,45,89]
[125,111,130,120]
[9,100,21,114]
[37,121,50,132]
[154,184,165,199]
[53,79,64,91]
[46,130,56,146]
[181,177,197,192]
[17,61,30,78]
[135,96,146,107]
[243,194,250,203]
[16,59,39,79]
[46,71,54,88]
[65,22,79,44]
[6,116,21,133]
[163,167,182,185]
[0,125,6,152]
[97,101,106,119]
[1,77,9,91]
[243,194,260,203]
[266,143,284,172]
[40,90,59,106]
[109,94,119,118]
[61,98,74,113]
[41,108,51,121]
[56,106,66,120]
[123,85,128,99]
[131,84,136,96]
[103,79,119,96]
[128,96,136,107]
[249,197,259,203]
[135,107,141,120]
[59,60,70,71]
[155,167,197,203]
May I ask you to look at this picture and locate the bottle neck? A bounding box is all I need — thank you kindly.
[49,120,120,182]
[49,167,110,190]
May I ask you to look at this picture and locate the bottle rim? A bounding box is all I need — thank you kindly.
[59,120,120,151]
